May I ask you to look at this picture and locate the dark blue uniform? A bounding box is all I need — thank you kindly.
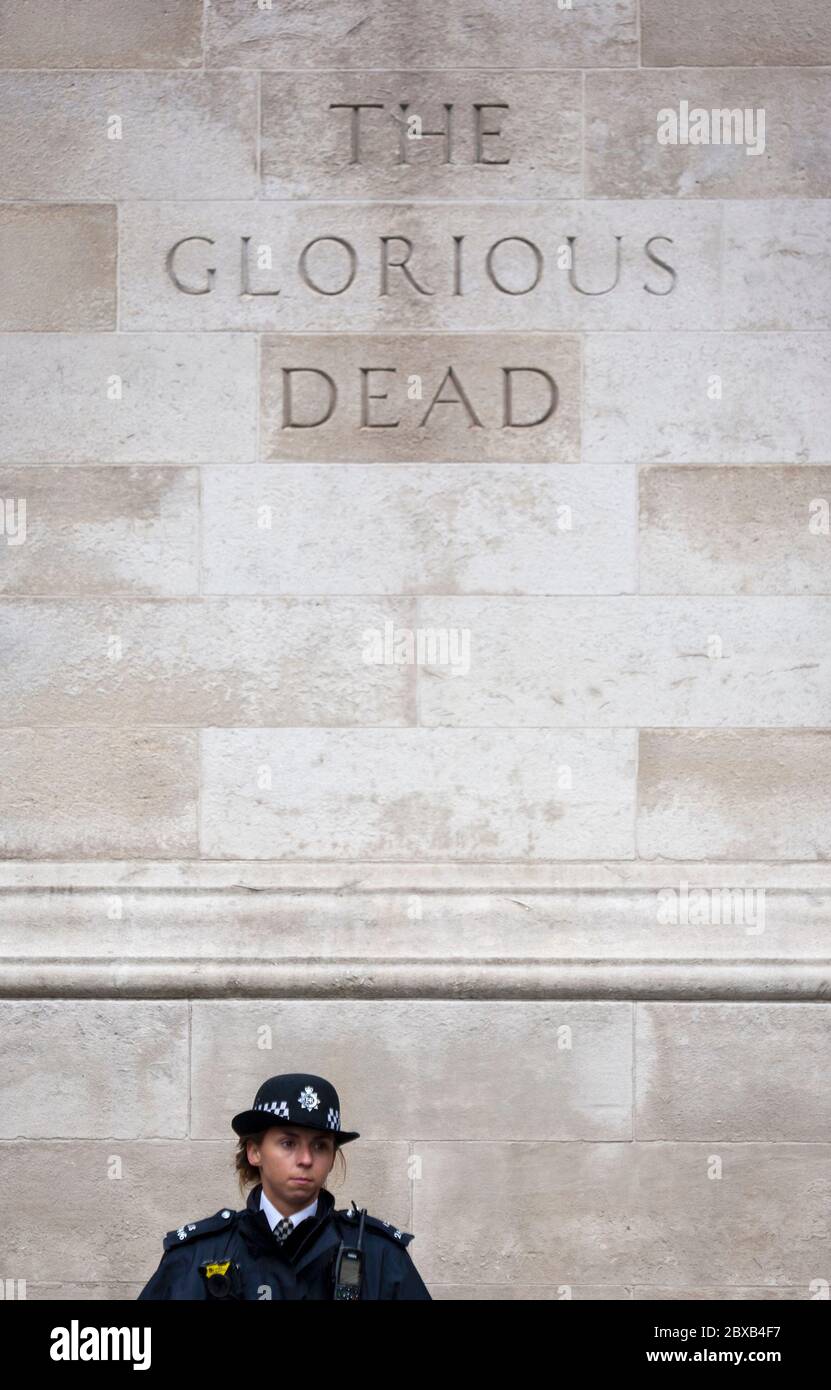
[137,1182,431,1301]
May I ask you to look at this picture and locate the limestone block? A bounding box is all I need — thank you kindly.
[584,333,831,463]
[635,1003,831,1140]
[0,334,256,463]
[413,1140,831,1285]
[639,466,831,594]
[642,0,831,67]
[0,728,198,856]
[120,200,720,330]
[0,597,416,725]
[724,201,831,330]
[0,466,199,596]
[190,1000,633,1140]
[206,0,638,69]
[201,463,636,596]
[416,596,831,727]
[638,730,831,860]
[586,70,831,198]
[0,73,257,198]
[0,1000,188,1137]
[0,204,115,330]
[260,333,580,462]
[200,727,637,859]
[432,1285,632,1299]
[0,0,204,68]
[261,72,581,199]
[633,1286,808,1300]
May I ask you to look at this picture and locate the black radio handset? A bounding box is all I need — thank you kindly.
[333,1201,366,1300]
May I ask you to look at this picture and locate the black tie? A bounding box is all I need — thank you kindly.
[273,1217,294,1246]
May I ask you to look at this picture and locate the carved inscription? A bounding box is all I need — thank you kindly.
[165,230,678,301]
[327,100,511,165]
[259,336,581,462]
[260,72,582,199]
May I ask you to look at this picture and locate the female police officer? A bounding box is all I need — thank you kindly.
[137,1072,431,1301]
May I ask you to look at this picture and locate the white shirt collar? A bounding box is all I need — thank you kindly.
[260,1185,318,1230]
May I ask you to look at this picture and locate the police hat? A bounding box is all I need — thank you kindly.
[231,1072,360,1145]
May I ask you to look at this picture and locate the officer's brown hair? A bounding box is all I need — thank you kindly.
[234,1129,346,1197]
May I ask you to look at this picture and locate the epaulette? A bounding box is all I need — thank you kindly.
[336,1203,414,1248]
[162,1207,240,1251]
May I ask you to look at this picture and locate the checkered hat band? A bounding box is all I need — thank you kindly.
[254,1099,340,1130]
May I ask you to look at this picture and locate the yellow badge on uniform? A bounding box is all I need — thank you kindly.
[199,1259,241,1298]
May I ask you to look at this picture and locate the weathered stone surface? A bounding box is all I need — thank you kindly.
[642,0,831,67]
[584,333,831,463]
[638,730,831,860]
[0,205,116,330]
[639,466,831,594]
[636,1004,831,1140]
[0,0,204,67]
[206,0,638,69]
[260,334,580,462]
[1,0,828,1305]
[0,334,256,463]
[413,1141,831,1285]
[201,728,637,859]
[121,200,719,330]
[190,1000,633,1140]
[0,1001,188,1137]
[0,467,199,596]
[201,464,636,595]
[724,201,831,330]
[260,72,581,200]
[26,1284,147,1300]
[633,1286,810,1301]
[432,1285,632,1299]
[0,598,416,726]
[586,71,831,198]
[0,73,257,198]
[0,729,198,857]
[0,1139,414,1283]
[416,596,831,727]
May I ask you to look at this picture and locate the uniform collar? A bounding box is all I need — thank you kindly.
[241,1183,339,1272]
[259,1184,318,1230]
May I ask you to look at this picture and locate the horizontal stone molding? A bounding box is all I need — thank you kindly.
[2,960,829,1002]
[0,861,828,1001]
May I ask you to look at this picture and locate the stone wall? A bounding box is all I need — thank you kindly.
[1,0,829,1301]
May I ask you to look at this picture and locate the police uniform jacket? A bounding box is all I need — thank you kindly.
[137,1182,432,1301]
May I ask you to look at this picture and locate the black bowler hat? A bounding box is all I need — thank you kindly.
[231,1072,360,1145]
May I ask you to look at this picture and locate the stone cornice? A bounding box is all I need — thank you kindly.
[1,861,829,1001]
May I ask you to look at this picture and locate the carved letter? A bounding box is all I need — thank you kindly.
[360,368,399,427]
[240,236,280,297]
[566,235,621,296]
[166,236,215,295]
[282,369,337,428]
[502,368,557,427]
[486,236,543,295]
[397,102,453,164]
[379,237,434,296]
[453,235,464,296]
[298,236,357,295]
[329,103,384,163]
[643,235,677,296]
[474,103,510,164]
[419,367,483,428]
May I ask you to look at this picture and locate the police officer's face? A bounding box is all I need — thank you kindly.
[248,1127,336,1211]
